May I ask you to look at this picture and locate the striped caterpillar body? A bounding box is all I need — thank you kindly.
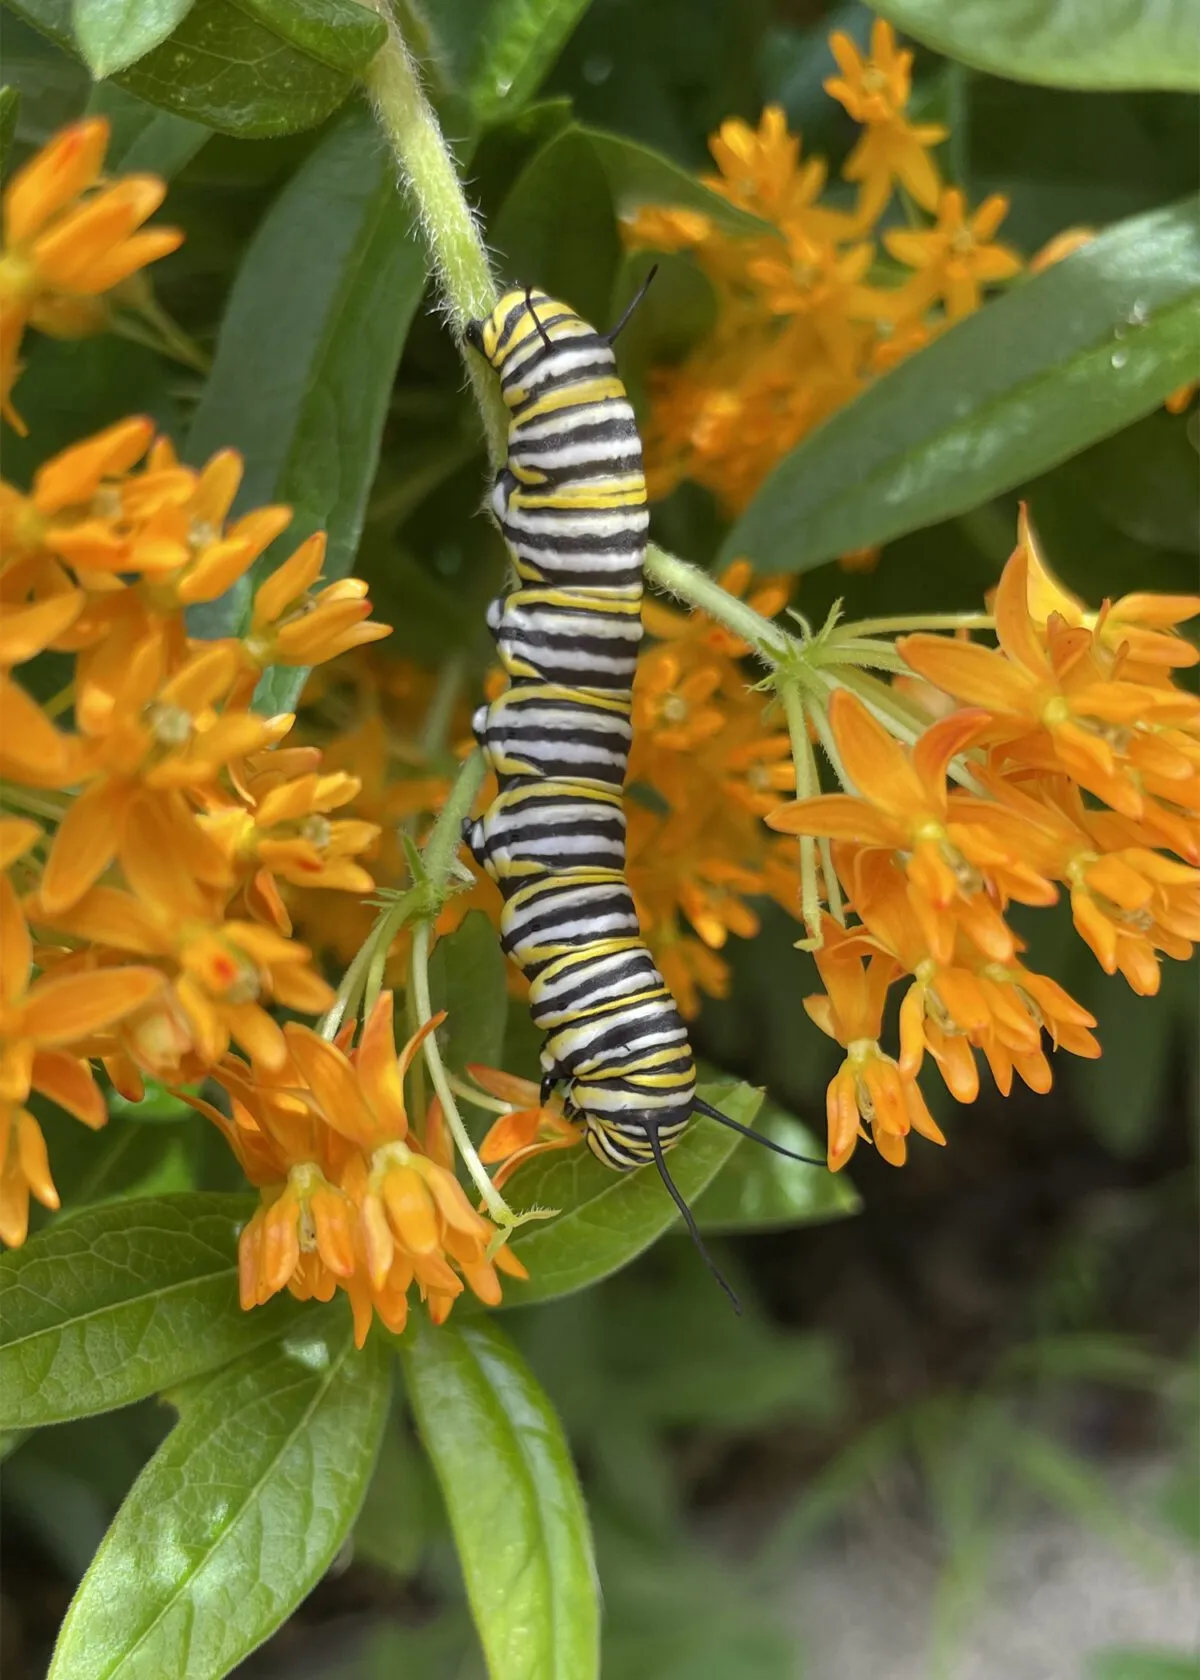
[464,286,696,1173]
[464,284,821,1300]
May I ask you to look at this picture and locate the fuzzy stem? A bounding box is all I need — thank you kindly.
[778,681,825,944]
[360,1,508,466]
[645,544,791,663]
[410,919,514,1222]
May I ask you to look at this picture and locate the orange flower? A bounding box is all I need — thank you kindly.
[899,541,1200,839]
[473,1064,582,1188]
[824,19,947,223]
[979,771,1200,995]
[215,996,527,1345]
[199,766,378,931]
[0,118,182,431]
[1018,506,1200,673]
[35,880,332,1076]
[803,918,945,1170]
[39,639,285,913]
[885,189,1021,319]
[704,106,853,240]
[767,690,1057,962]
[0,831,164,1244]
[233,531,392,702]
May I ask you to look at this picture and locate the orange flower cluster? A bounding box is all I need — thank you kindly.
[624,20,1023,522]
[0,117,181,433]
[186,994,527,1346]
[2,405,388,1240]
[768,517,1200,1170]
[628,561,805,1016]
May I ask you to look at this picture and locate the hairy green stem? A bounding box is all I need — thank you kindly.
[361,1,507,465]
[645,544,791,662]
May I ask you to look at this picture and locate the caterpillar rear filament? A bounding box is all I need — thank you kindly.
[464,282,819,1303]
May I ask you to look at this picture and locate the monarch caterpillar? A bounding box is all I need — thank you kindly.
[464,280,820,1305]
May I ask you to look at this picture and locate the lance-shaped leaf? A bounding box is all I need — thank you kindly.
[872,0,1200,93]
[443,0,593,126]
[723,196,1200,573]
[186,105,424,675]
[10,0,383,138]
[72,0,196,79]
[692,1096,860,1234]
[0,1192,303,1429]
[501,1081,758,1304]
[49,1315,391,1680]
[86,80,209,174]
[401,1316,598,1680]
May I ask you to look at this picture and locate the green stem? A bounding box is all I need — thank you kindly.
[360,0,508,466]
[845,612,994,637]
[645,545,791,662]
[422,745,487,888]
[322,747,488,1038]
[410,919,514,1223]
[778,681,824,945]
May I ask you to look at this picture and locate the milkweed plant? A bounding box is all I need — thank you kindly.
[0,2,1197,1676]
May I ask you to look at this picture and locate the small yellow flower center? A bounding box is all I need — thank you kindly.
[301,814,332,849]
[189,517,221,554]
[219,956,262,1005]
[145,700,193,747]
[847,1037,879,1067]
[287,1162,324,1250]
[660,695,689,724]
[949,228,975,256]
[0,253,37,308]
[371,1139,413,1179]
[91,485,122,520]
[1042,695,1072,727]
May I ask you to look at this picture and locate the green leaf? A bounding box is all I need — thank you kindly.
[437,0,591,125]
[9,0,370,138]
[492,125,622,326]
[491,121,770,316]
[401,1315,598,1680]
[235,0,385,74]
[501,1081,758,1304]
[0,85,20,177]
[691,1094,859,1233]
[86,80,209,174]
[185,105,424,662]
[871,0,1200,93]
[430,912,513,1082]
[723,196,1200,572]
[352,1410,435,1577]
[72,0,195,78]
[1088,1652,1200,1680]
[49,1316,391,1680]
[0,1192,306,1429]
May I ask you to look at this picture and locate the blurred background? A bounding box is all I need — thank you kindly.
[2,0,1197,1675]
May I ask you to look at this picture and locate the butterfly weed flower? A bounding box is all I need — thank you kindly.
[803,917,946,1170]
[471,1063,583,1189]
[622,22,1026,522]
[195,996,528,1345]
[0,119,182,432]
